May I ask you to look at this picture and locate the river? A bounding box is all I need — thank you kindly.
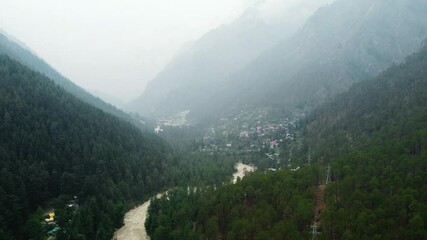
[112,162,255,240]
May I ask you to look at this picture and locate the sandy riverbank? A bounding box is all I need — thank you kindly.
[112,200,150,240]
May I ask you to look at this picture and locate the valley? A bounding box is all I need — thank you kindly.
[1,0,427,239]
[113,162,256,240]
[156,107,304,171]
[113,194,158,240]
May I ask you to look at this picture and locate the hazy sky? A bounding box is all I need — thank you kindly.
[0,0,333,102]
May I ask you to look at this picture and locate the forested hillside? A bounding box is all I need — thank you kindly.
[146,42,427,240]
[3,1,427,239]
[0,32,145,129]
[0,56,235,239]
[301,40,427,163]
[147,165,322,240]
[297,42,427,239]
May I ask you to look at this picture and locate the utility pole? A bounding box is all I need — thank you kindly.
[311,224,319,240]
[326,163,331,185]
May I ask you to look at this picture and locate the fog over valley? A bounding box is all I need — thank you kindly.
[1,0,427,239]
[1,0,332,102]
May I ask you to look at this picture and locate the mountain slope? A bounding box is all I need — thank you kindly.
[0,55,177,239]
[0,32,146,129]
[128,8,298,118]
[147,165,321,240]
[298,42,427,239]
[192,0,427,121]
[302,41,427,161]
[144,41,427,240]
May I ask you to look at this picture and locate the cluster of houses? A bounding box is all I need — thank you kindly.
[43,211,61,237]
[152,108,305,170]
[44,212,56,224]
[43,196,79,237]
[195,110,303,159]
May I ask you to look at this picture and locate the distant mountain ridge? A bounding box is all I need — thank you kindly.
[128,6,304,118]
[0,32,147,129]
[193,0,427,121]
[132,0,427,123]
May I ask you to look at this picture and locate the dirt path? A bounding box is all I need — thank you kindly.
[313,185,326,225]
[113,163,255,240]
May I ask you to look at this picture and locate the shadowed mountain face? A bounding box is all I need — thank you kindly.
[128,9,300,118]
[132,0,427,123]
[303,40,427,161]
[211,0,427,112]
[0,32,147,129]
[0,56,174,239]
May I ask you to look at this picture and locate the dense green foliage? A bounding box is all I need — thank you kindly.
[297,44,427,239]
[146,43,427,240]
[0,56,235,239]
[323,140,427,239]
[0,55,168,239]
[0,32,147,130]
[147,165,321,240]
[301,42,427,160]
[158,124,284,172]
[3,2,427,239]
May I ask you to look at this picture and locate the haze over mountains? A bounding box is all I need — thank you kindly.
[0,32,146,130]
[128,7,295,117]
[146,42,427,239]
[1,0,427,239]
[128,1,332,118]
[132,0,427,122]
[218,0,427,111]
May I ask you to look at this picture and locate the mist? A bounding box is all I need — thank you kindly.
[0,0,334,103]
[2,0,427,239]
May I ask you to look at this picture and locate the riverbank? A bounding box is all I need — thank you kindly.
[113,163,255,240]
[112,200,150,240]
[232,162,256,183]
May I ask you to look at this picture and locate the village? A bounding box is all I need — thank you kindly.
[155,107,306,171]
[40,196,79,239]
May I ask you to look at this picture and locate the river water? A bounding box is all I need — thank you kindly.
[112,162,255,240]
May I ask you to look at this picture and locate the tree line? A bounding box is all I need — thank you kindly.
[146,43,427,239]
[0,56,235,240]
